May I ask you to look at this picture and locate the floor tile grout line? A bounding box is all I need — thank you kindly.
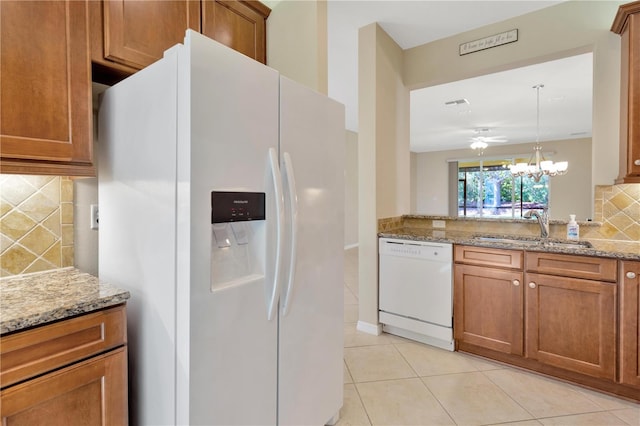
[351,381,374,425]
[477,369,539,423]
[573,386,640,411]
[479,369,621,422]
[529,408,627,423]
[343,282,358,301]
[413,375,459,425]
[392,340,423,379]
[608,407,638,426]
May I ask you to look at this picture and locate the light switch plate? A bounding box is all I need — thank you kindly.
[90,204,99,230]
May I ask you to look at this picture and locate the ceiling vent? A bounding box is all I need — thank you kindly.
[444,98,469,106]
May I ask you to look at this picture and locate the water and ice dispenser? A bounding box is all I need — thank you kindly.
[210,191,266,291]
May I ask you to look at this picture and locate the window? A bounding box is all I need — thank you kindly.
[458,158,548,218]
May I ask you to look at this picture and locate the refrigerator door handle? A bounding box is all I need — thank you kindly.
[268,148,285,321]
[281,152,298,317]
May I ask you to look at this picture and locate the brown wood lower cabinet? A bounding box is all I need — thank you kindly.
[0,305,128,424]
[620,260,640,388]
[455,245,638,400]
[454,263,523,355]
[525,272,616,380]
[1,348,127,425]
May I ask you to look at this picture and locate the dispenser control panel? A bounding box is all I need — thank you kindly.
[211,191,265,223]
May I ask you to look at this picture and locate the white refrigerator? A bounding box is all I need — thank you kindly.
[98,30,345,426]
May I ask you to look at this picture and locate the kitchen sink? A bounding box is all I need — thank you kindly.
[473,236,593,250]
[474,236,540,246]
[541,241,593,249]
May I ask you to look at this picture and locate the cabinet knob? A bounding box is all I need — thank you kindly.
[627,271,637,279]
[634,159,640,166]
[513,279,520,286]
[528,282,537,289]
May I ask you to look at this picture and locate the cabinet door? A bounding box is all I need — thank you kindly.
[620,260,640,388]
[454,264,524,355]
[612,2,640,183]
[525,272,616,380]
[621,11,640,181]
[0,0,93,176]
[102,0,200,70]
[0,347,127,425]
[201,0,270,64]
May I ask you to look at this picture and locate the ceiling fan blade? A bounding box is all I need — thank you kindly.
[469,136,508,143]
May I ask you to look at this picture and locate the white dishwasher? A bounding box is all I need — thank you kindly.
[379,238,454,351]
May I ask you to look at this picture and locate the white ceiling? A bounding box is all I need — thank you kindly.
[324,0,591,152]
[410,52,593,152]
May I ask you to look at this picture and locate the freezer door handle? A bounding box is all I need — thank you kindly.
[268,148,285,321]
[281,152,299,316]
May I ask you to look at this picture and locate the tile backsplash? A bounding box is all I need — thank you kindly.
[592,184,640,241]
[380,184,640,243]
[0,175,74,277]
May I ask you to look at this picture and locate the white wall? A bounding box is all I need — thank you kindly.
[266,0,328,94]
[358,23,408,329]
[74,107,101,275]
[344,130,359,248]
[412,138,593,220]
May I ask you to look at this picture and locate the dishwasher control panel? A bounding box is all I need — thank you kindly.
[379,238,452,262]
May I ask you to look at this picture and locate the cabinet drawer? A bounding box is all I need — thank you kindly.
[454,245,523,269]
[1,347,127,425]
[525,252,617,282]
[0,305,126,388]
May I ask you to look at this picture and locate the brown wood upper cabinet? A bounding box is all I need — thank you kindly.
[105,0,201,69]
[612,1,640,183]
[91,0,201,79]
[619,260,640,388]
[0,0,94,176]
[201,0,269,64]
[92,0,270,85]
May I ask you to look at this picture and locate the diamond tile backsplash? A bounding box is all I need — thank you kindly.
[0,175,74,277]
[592,184,640,241]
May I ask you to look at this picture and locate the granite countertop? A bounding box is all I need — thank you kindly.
[0,267,130,335]
[379,228,640,261]
[402,214,602,227]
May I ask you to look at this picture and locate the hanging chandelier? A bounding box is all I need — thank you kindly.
[508,84,568,182]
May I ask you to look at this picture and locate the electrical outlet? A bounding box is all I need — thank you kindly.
[90,204,99,230]
[432,220,446,229]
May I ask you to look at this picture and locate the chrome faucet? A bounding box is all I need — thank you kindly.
[524,209,549,239]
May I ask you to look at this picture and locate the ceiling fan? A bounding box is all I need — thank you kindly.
[469,128,507,150]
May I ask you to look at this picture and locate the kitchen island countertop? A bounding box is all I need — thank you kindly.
[0,267,130,335]
[379,228,640,261]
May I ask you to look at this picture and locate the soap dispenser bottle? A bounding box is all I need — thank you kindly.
[567,214,580,240]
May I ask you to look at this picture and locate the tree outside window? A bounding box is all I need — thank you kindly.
[458,159,548,218]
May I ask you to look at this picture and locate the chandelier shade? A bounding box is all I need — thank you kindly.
[508,84,568,182]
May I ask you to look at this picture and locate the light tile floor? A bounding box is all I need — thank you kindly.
[338,248,640,426]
